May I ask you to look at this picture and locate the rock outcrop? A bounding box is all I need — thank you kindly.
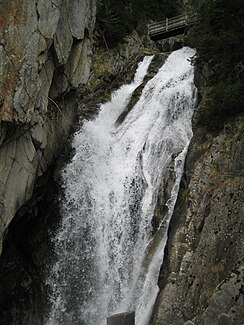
[0,0,96,255]
[107,311,135,325]
[151,113,244,324]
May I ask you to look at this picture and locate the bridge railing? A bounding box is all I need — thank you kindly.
[148,12,198,39]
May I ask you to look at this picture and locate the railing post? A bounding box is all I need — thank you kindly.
[166,17,168,31]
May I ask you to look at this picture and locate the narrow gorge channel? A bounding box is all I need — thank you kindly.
[45,47,197,325]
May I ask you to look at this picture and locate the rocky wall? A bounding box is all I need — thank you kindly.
[0,0,96,255]
[151,114,244,324]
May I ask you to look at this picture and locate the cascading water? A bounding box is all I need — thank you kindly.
[46,47,197,325]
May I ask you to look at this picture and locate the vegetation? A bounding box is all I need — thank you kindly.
[96,0,179,47]
[190,0,244,130]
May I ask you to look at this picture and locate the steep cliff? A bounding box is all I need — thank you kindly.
[0,0,96,255]
[150,1,244,321]
[151,94,244,324]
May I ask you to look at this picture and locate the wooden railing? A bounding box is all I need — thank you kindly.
[148,12,198,40]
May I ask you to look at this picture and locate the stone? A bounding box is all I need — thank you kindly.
[37,0,61,39]
[218,314,233,325]
[69,0,91,39]
[30,123,45,149]
[107,311,135,325]
[0,45,9,80]
[0,0,96,256]
[64,38,92,88]
[156,36,184,53]
[54,6,73,65]
[151,116,244,325]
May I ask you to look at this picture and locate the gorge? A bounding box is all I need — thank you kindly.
[0,0,243,324]
[45,47,196,324]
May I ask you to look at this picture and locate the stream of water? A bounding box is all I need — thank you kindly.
[46,47,197,325]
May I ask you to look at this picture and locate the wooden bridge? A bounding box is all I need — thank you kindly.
[148,12,198,41]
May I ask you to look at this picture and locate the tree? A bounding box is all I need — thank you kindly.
[96,0,179,47]
[190,0,244,130]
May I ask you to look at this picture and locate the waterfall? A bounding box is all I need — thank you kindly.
[45,47,197,325]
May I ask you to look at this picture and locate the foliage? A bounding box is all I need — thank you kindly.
[192,0,244,81]
[190,0,244,130]
[197,82,244,130]
[96,0,179,47]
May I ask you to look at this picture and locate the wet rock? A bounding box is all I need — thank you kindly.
[156,36,184,52]
[107,311,135,325]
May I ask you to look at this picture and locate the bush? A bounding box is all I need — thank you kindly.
[196,82,244,130]
[191,0,244,80]
[189,0,244,130]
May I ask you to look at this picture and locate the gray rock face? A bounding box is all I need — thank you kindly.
[218,313,233,325]
[0,0,96,254]
[151,116,244,324]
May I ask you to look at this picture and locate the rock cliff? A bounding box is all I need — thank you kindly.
[151,79,244,323]
[0,0,96,255]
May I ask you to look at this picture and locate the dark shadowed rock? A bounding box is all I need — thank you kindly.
[107,311,135,325]
[156,36,184,52]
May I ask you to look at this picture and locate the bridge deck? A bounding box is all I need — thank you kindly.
[148,12,198,41]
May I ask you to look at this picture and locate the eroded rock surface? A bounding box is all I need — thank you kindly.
[0,0,96,254]
[151,117,244,324]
